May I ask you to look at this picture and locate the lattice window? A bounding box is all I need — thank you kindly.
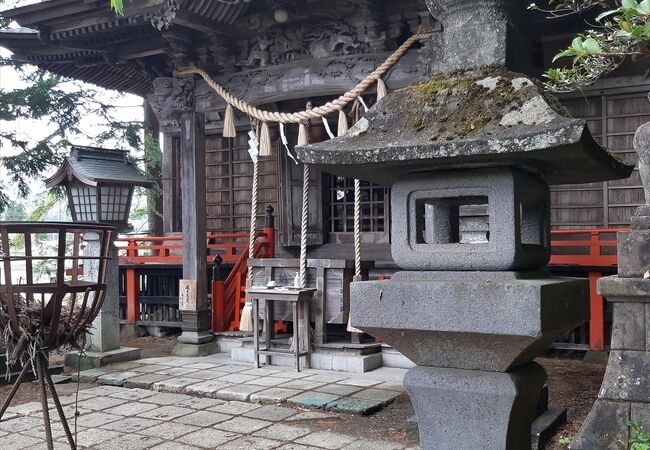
[328,175,389,233]
[68,186,97,222]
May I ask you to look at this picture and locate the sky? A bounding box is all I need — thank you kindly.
[0,1,147,223]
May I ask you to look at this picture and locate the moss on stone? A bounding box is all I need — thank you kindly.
[386,65,567,141]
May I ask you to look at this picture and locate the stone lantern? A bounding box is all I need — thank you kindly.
[296,1,633,448]
[46,145,152,368]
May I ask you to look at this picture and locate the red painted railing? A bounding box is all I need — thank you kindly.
[116,232,255,265]
[550,228,627,352]
[117,227,275,332]
[549,228,623,268]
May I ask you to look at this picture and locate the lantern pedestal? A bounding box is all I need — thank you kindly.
[405,363,547,450]
[64,236,140,369]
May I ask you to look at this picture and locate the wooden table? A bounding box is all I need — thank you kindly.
[247,287,316,372]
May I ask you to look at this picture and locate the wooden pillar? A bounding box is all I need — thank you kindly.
[162,133,176,234]
[149,76,215,353]
[177,109,212,346]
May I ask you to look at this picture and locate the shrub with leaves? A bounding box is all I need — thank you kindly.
[629,421,650,450]
[529,0,650,92]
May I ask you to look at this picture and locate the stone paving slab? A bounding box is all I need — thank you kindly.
[71,354,407,421]
[244,405,298,422]
[2,386,416,450]
[295,430,359,449]
[125,373,173,389]
[288,392,341,409]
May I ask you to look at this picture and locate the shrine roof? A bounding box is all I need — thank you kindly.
[0,0,250,96]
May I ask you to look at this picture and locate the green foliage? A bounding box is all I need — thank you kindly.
[0,200,26,221]
[629,421,650,450]
[143,128,163,229]
[558,435,571,447]
[110,0,125,14]
[529,0,650,91]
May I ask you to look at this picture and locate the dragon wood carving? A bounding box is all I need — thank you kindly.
[242,20,371,68]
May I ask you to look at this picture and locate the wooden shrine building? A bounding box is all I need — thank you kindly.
[0,0,647,355]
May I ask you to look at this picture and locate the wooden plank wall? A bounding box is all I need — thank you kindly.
[204,135,279,233]
[553,91,649,228]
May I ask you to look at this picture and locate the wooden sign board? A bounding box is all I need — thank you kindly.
[179,279,197,311]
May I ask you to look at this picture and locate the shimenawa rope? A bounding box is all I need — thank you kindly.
[174,30,432,125]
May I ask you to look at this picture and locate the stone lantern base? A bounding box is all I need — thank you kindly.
[570,233,650,449]
[406,363,548,450]
[351,271,589,449]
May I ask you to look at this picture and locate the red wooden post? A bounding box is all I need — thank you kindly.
[588,271,605,351]
[264,205,275,258]
[274,321,288,333]
[230,273,242,331]
[126,268,139,325]
[212,280,225,332]
[127,238,137,258]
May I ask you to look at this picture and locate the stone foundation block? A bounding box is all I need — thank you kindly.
[404,362,547,450]
[611,303,646,351]
[65,347,141,370]
[172,341,219,357]
[617,231,650,278]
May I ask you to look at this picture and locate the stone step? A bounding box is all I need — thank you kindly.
[381,347,416,369]
[231,346,382,373]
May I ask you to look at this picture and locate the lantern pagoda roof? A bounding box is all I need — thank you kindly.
[45,145,153,188]
[296,67,634,186]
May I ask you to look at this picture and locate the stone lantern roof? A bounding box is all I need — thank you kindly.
[46,145,153,188]
[296,66,634,186]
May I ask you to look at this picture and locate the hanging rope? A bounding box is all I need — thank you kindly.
[173,30,432,124]
[248,158,259,267]
[354,178,361,280]
[299,163,310,288]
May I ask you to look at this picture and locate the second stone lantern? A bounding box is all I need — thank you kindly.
[296,1,634,449]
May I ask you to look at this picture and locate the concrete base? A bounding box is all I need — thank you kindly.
[65,347,141,370]
[214,333,252,353]
[381,347,416,369]
[231,346,382,373]
[172,340,220,357]
[404,362,547,450]
[583,351,609,364]
[120,325,148,339]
